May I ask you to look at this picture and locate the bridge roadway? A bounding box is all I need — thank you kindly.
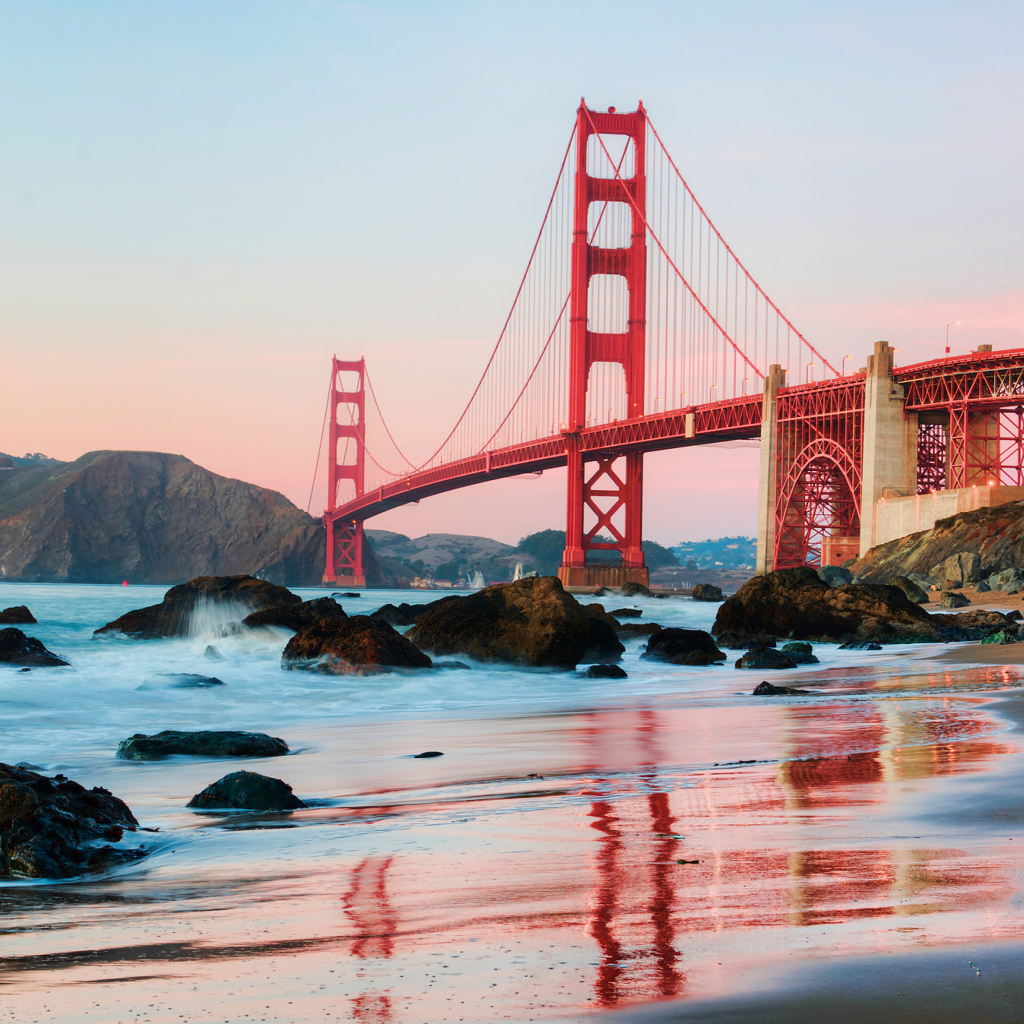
[329,347,1024,526]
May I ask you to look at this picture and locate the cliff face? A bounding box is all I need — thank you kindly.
[851,500,1024,583]
[0,451,327,586]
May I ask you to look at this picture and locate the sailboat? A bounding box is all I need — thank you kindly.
[512,561,524,582]
[471,570,485,588]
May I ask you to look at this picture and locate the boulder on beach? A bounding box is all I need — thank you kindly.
[116,730,289,760]
[889,576,929,604]
[692,584,724,602]
[780,641,820,665]
[406,576,622,670]
[0,762,144,879]
[641,628,727,667]
[582,663,628,679]
[282,615,432,675]
[715,633,778,650]
[242,597,346,632]
[712,567,936,644]
[0,627,69,667]
[817,566,853,588]
[0,606,36,624]
[186,771,305,811]
[944,552,981,588]
[940,590,971,609]
[95,575,301,639]
[735,647,798,670]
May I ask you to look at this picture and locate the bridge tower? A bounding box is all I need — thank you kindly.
[559,101,649,589]
[324,357,367,587]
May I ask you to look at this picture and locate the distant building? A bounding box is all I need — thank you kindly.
[0,456,14,470]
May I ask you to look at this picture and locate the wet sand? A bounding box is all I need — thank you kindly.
[5,654,1024,1022]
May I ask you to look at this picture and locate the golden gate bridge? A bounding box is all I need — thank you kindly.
[322,101,1024,587]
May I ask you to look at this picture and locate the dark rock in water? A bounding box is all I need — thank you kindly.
[753,681,812,695]
[187,771,305,811]
[692,584,725,602]
[0,628,69,667]
[0,762,143,879]
[407,576,618,670]
[136,673,225,690]
[582,663,628,679]
[116,730,289,760]
[243,597,346,632]
[619,582,653,598]
[839,641,882,650]
[642,628,727,667]
[282,616,431,675]
[14,762,43,770]
[609,607,642,618]
[889,576,929,604]
[735,647,798,670]
[0,606,36,624]
[716,633,778,650]
[95,575,301,639]
[370,602,437,626]
[593,587,612,597]
[614,622,663,635]
[204,645,223,660]
[713,567,935,644]
[781,642,813,654]
[341,592,360,598]
[583,603,621,627]
[433,661,471,670]
[940,590,971,609]
[817,566,853,588]
[413,751,444,758]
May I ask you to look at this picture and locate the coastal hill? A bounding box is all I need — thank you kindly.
[0,450,327,585]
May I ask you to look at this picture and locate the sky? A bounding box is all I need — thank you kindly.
[1,1,1021,546]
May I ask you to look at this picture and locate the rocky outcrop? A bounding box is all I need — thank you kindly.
[943,552,981,588]
[1,763,144,879]
[95,575,300,639]
[691,584,724,602]
[641,628,727,667]
[242,597,346,632]
[620,582,653,597]
[116,730,289,760]
[282,616,432,675]
[890,576,929,604]
[712,567,935,644]
[0,628,68,667]
[0,606,35,624]
[405,576,621,669]
[817,566,852,588]
[0,450,330,586]
[850,500,1024,584]
[735,647,798,670]
[369,601,439,626]
[940,591,971,609]
[187,771,305,811]
[753,681,813,696]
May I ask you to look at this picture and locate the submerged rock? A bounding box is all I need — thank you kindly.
[0,606,36,624]
[242,597,346,632]
[614,622,663,635]
[641,628,727,667]
[407,576,620,670]
[735,647,798,670]
[413,751,444,758]
[582,663,628,679]
[136,673,225,690]
[713,567,935,644]
[0,628,69,667]
[691,583,724,602]
[609,607,642,618]
[282,616,431,675]
[187,771,305,811]
[116,730,289,760]
[95,575,301,639]
[0,762,143,879]
[752,681,813,695]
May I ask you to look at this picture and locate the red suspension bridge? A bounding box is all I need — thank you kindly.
[323,101,1024,587]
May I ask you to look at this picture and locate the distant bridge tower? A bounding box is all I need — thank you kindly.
[558,101,649,589]
[324,357,367,587]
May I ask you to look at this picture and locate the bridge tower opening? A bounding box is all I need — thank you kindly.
[559,101,649,589]
[324,357,367,587]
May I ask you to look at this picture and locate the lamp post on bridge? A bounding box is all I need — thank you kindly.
[946,322,959,355]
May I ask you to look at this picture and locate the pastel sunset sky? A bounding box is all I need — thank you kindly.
[1,1,1021,545]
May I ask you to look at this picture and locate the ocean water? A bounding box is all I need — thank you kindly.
[2,583,1024,1023]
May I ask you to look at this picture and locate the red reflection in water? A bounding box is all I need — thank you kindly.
[344,856,397,1022]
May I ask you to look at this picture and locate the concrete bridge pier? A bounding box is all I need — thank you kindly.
[754,364,786,576]
[858,340,918,557]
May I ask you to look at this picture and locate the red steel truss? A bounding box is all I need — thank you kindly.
[772,377,865,569]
